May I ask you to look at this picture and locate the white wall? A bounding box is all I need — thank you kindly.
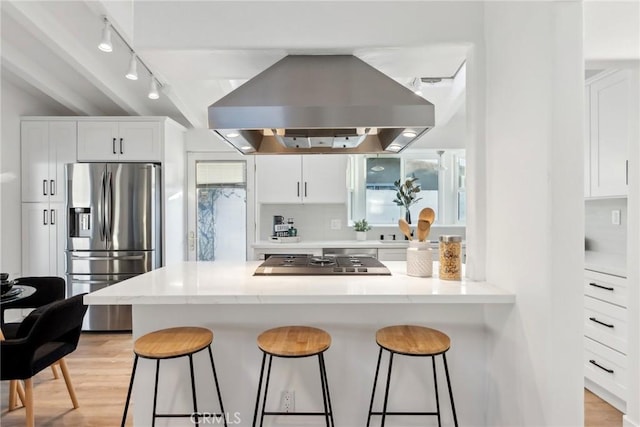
[0,75,72,278]
[482,2,584,425]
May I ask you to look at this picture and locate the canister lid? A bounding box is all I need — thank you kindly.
[439,235,462,243]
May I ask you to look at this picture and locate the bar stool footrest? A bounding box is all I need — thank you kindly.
[156,413,225,418]
[263,411,332,416]
[370,411,439,416]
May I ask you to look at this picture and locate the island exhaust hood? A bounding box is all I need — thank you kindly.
[208,55,435,154]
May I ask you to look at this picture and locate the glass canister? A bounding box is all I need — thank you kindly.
[439,235,462,280]
[406,241,433,277]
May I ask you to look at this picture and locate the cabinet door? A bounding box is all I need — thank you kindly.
[256,155,302,203]
[21,203,55,276]
[49,122,77,203]
[118,121,161,161]
[590,70,630,197]
[77,122,119,161]
[21,122,50,202]
[584,86,591,197]
[49,202,67,277]
[302,155,348,203]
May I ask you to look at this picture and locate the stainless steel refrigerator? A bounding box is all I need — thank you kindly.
[66,163,161,330]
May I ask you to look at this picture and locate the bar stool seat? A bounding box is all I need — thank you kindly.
[253,326,334,427]
[367,325,458,427]
[258,325,331,357]
[122,327,226,427]
[376,325,451,356]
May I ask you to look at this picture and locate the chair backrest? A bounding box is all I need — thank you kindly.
[19,293,88,350]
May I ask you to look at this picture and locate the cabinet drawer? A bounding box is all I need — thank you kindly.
[584,296,627,354]
[584,337,627,401]
[584,271,627,307]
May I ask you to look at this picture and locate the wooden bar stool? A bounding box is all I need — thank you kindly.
[121,327,226,427]
[366,325,459,427]
[252,325,334,427]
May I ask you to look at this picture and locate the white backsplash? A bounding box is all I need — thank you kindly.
[585,198,627,255]
[259,204,466,242]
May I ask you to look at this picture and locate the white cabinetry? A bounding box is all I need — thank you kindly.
[21,202,65,277]
[21,121,76,203]
[585,70,634,197]
[77,121,161,162]
[256,155,347,204]
[583,269,628,411]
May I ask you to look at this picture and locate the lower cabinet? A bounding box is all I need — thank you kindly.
[21,202,66,278]
[583,269,627,412]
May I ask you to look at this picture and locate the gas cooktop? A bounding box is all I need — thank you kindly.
[254,255,391,276]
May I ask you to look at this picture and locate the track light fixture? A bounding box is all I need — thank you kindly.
[148,78,159,99]
[98,16,161,99]
[125,52,138,80]
[98,19,112,52]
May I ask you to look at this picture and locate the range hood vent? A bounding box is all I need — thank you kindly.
[208,55,435,154]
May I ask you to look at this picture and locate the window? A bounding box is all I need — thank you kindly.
[349,150,465,225]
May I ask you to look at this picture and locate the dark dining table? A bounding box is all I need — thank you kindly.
[0,284,36,305]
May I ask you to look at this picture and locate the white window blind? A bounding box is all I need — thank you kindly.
[196,161,245,185]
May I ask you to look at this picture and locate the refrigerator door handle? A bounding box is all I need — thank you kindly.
[99,171,106,241]
[70,254,145,261]
[105,171,113,242]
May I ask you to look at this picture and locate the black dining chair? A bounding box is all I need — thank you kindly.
[0,293,88,427]
[0,276,66,410]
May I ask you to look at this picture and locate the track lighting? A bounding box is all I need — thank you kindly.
[98,16,162,99]
[125,52,138,80]
[148,78,159,100]
[98,19,112,52]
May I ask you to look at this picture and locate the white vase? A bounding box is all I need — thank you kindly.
[406,241,433,277]
[356,231,367,241]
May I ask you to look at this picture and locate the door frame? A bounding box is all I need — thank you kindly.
[186,152,255,261]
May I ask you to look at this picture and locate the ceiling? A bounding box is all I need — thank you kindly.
[1,1,637,150]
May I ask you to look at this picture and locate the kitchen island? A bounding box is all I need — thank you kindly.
[85,261,514,426]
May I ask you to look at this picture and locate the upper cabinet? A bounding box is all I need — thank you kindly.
[21,121,76,203]
[586,70,635,198]
[256,155,348,204]
[77,121,161,162]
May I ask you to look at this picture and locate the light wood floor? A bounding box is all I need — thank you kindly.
[0,333,624,426]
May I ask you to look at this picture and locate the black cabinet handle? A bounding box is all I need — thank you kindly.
[626,160,629,185]
[589,359,614,374]
[50,180,55,195]
[43,209,48,225]
[297,182,300,197]
[589,317,614,328]
[112,138,116,154]
[304,182,308,197]
[43,179,48,195]
[120,138,123,154]
[50,209,55,225]
[588,282,614,291]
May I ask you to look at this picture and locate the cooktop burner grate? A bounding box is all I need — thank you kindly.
[254,255,391,276]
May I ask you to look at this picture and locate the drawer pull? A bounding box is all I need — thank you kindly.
[589,359,614,374]
[589,317,614,328]
[588,282,614,291]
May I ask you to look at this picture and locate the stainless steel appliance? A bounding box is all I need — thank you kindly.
[208,55,435,154]
[254,255,391,276]
[66,163,161,331]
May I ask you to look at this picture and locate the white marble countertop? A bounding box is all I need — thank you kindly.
[584,250,627,277]
[84,261,515,305]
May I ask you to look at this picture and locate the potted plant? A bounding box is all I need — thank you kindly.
[354,219,371,240]
[392,177,422,223]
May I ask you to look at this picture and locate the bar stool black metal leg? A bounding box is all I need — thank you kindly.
[432,356,441,427]
[380,351,394,427]
[319,353,335,427]
[151,359,160,427]
[252,353,267,427]
[318,355,330,427]
[443,353,458,427]
[188,354,199,425]
[259,355,273,427]
[121,354,138,427]
[207,345,227,427]
[366,347,383,427]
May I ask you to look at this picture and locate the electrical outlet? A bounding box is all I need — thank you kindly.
[330,219,342,230]
[280,390,295,412]
[611,210,621,225]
